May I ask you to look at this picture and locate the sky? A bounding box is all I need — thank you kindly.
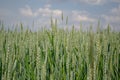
[0,0,120,31]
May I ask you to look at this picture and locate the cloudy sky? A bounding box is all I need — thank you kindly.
[0,0,120,31]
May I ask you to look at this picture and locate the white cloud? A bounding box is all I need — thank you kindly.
[75,15,95,22]
[72,10,95,22]
[53,10,62,16]
[35,7,62,17]
[35,8,51,16]
[20,5,62,17]
[20,5,34,17]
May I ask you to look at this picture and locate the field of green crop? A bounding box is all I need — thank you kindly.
[0,19,120,80]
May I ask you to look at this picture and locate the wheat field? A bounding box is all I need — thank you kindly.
[0,18,120,80]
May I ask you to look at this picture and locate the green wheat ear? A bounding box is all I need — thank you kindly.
[88,31,94,80]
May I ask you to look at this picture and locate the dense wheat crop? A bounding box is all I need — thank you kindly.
[0,19,120,80]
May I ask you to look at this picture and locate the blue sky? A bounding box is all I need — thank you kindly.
[0,0,120,31]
